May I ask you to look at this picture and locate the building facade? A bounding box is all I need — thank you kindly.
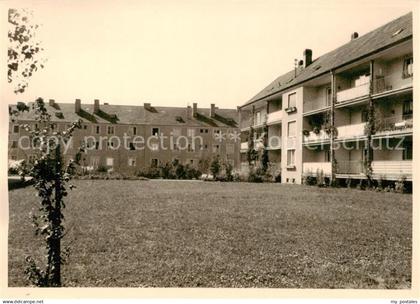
[9,100,240,174]
[239,13,413,184]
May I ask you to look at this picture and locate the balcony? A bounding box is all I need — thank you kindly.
[303,99,330,114]
[374,115,413,137]
[371,160,412,180]
[336,160,365,175]
[336,123,367,140]
[253,114,267,128]
[373,71,413,96]
[336,82,369,104]
[267,136,282,150]
[240,142,248,152]
[302,129,330,144]
[266,110,283,125]
[303,162,332,175]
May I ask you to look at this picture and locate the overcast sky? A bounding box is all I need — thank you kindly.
[1,0,416,109]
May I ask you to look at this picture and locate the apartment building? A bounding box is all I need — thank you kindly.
[239,12,413,184]
[9,99,240,174]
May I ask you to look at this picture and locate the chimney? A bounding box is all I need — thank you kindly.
[192,103,198,117]
[303,49,312,67]
[49,99,55,106]
[237,106,240,112]
[351,32,359,40]
[75,99,81,113]
[187,105,192,119]
[210,103,216,118]
[94,99,100,113]
[144,102,151,110]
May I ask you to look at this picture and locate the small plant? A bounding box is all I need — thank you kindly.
[395,175,407,194]
[248,167,264,183]
[313,127,320,135]
[302,130,310,136]
[210,156,221,179]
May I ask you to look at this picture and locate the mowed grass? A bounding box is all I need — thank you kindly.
[8,180,412,288]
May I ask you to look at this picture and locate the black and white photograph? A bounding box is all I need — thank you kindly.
[1,0,419,302]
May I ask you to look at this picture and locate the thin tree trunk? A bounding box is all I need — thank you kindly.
[51,143,62,286]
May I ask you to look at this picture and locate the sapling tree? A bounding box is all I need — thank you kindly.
[11,98,83,287]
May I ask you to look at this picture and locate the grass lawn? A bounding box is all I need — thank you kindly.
[8,180,412,288]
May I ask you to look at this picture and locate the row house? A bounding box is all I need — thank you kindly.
[239,12,413,184]
[9,99,240,174]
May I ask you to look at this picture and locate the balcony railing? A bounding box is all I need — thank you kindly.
[371,160,412,180]
[336,123,367,140]
[336,160,365,175]
[266,110,283,125]
[303,162,332,175]
[240,142,249,152]
[336,82,370,103]
[303,99,331,113]
[302,129,330,144]
[375,114,413,135]
[373,71,413,95]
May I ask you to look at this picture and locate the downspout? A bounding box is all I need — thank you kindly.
[330,70,337,186]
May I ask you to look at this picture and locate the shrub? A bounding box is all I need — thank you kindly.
[96,165,107,173]
[303,174,316,186]
[210,156,221,179]
[248,167,264,183]
[395,176,407,194]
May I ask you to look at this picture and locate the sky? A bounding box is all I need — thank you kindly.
[0,0,417,109]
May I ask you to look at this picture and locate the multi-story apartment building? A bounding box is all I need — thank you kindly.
[9,99,240,174]
[239,12,413,184]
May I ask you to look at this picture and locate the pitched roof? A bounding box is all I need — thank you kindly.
[242,12,412,107]
[10,102,239,128]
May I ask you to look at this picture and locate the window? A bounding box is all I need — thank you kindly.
[354,74,369,87]
[187,128,195,137]
[226,144,234,155]
[95,125,100,134]
[287,149,295,166]
[403,142,412,160]
[256,112,261,125]
[107,126,114,135]
[403,100,413,120]
[13,125,19,133]
[152,127,160,136]
[83,125,88,130]
[132,126,137,135]
[325,150,331,162]
[287,121,297,137]
[151,158,159,167]
[28,155,36,163]
[11,141,17,148]
[187,144,195,152]
[403,57,413,78]
[326,88,332,106]
[173,128,181,137]
[288,93,297,108]
[150,143,159,151]
[128,157,136,166]
[189,159,195,165]
[200,128,208,134]
[90,156,100,168]
[213,129,220,134]
[107,140,115,148]
[106,157,114,167]
[200,144,208,150]
[212,144,220,153]
[129,142,136,150]
[95,141,100,150]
